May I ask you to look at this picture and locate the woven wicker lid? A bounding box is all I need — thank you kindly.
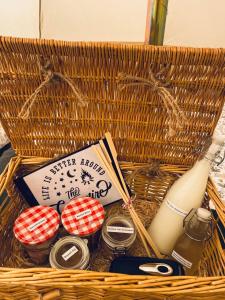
[0,37,224,164]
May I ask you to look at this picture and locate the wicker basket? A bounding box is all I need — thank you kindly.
[0,36,225,300]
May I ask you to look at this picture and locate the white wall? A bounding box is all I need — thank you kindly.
[41,0,149,42]
[0,0,149,41]
[0,0,39,38]
[164,0,225,47]
[0,0,225,46]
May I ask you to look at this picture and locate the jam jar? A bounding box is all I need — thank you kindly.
[61,197,105,251]
[101,215,136,257]
[13,206,60,264]
[50,236,90,270]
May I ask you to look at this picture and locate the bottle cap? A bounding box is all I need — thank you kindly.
[197,208,211,220]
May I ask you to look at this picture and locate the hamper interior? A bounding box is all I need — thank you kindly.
[1,160,221,277]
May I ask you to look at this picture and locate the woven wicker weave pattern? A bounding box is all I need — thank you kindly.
[0,37,225,299]
[0,37,224,164]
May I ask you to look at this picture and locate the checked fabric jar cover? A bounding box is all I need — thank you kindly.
[13,205,60,245]
[61,197,105,236]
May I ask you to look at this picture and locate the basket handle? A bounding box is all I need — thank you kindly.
[33,289,61,300]
[0,156,22,196]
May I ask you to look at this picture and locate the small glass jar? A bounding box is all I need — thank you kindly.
[13,206,60,264]
[61,197,105,251]
[101,215,136,257]
[49,236,90,270]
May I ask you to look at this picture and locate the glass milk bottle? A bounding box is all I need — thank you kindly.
[171,208,212,275]
[148,134,224,255]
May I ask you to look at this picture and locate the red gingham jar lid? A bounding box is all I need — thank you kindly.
[13,206,60,245]
[61,197,105,236]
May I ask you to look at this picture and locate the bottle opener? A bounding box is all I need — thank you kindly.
[139,263,173,276]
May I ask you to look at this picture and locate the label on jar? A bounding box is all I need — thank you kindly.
[62,246,78,261]
[28,217,47,232]
[75,209,92,220]
[172,250,192,269]
[107,226,134,234]
[165,200,188,217]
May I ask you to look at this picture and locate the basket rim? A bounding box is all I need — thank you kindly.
[1,35,225,53]
[0,267,224,294]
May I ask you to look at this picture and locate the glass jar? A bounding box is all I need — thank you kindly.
[49,236,90,270]
[13,206,60,264]
[61,197,105,251]
[172,208,212,275]
[23,235,57,264]
[101,215,136,258]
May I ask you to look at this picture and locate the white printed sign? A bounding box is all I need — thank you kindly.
[16,145,123,213]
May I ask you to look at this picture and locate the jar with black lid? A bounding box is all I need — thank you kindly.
[101,215,136,258]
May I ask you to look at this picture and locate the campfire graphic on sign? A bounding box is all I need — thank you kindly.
[80,169,94,185]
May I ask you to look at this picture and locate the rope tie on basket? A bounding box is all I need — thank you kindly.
[18,60,87,119]
[117,69,188,137]
[126,160,162,185]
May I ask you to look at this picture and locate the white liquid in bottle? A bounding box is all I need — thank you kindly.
[148,135,224,255]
